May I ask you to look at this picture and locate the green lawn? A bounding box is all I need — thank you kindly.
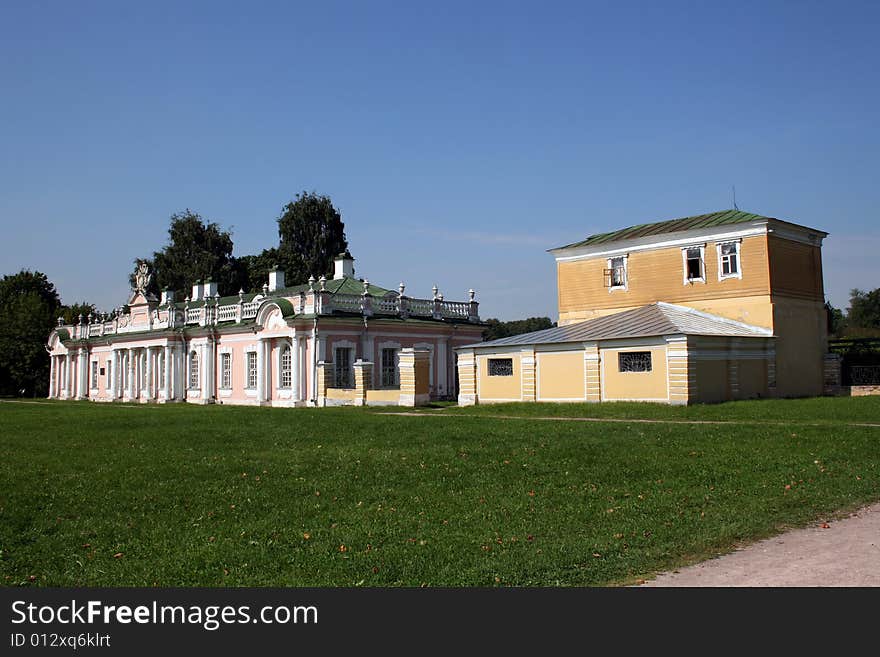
[1,398,878,587]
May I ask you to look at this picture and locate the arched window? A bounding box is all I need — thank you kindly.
[280,345,292,388]
[189,350,199,389]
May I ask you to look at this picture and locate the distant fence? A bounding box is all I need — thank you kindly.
[828,338,880,386]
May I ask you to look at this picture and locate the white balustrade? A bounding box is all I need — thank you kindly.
[217,304,238,322]
[241,301,260,319]
[186,308,201,324]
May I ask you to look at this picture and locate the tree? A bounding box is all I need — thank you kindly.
[0,270,61,397]
[236,247,279,294]
[847,288,880,334]
[60,302,99,325]
[276,192,348,284]
[483,317,555,342]
[825,301,846,338]
[145,210,244,297]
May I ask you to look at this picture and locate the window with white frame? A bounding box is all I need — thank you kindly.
[618,351,652,373]
[280,345,292,388]
[488,358,513,376]
[246,351,258,389]
[189,350,199,389]
[220,353,232,389]
[605,256,627,289]
[683,246,704,282]
[334,347,353,389]
[91,361,98,389]
[381,348,398,387]
[105,359,112,389]
[157,351,165,389]
[718,241,740,279]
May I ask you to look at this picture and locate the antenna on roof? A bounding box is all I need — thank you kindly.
[732,185,739,211]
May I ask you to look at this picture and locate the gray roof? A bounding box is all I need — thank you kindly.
[464,302,773,349]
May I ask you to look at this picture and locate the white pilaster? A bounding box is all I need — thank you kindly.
[126,348,135,400]
[76,348,88,400]
[291,336,300,402]
[145,347,153,400]
[256,339,265,403]
[163,345,172,401]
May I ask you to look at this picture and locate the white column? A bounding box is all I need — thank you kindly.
[291,336,300,402]
[163,345,172,401]
[76,349,87,400]
[48,356,57,398]
[176,343,185,401]
[256,339,265,403]
[126,348,135,399]
[202,341,212,402]
[145,347,153,400]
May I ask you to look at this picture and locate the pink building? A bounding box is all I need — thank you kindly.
[46,254,484,407]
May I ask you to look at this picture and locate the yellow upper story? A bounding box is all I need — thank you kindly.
[551,211,826,327]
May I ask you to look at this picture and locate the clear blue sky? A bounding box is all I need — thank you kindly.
[1,0,877,320]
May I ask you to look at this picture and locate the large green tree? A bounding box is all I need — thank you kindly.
[60,302,99,325]
[146,210,245,297]
[276,192,348,284]
[236,247,279,294]
[0,270,62,397]
[846,288,880,337]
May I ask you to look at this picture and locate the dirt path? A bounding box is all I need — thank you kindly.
[641,502,880,587]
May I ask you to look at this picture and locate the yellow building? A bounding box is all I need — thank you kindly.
[458,210,828,405]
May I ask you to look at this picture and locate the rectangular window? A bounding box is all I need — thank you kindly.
[280,347,292,388]
[105,359,112,389]
[381,348,398,387]
[619,351,652,373]
[189,352,200,389]
[605,256,627,289]
[335,347,353,388]
[247,351,257,389]
[158,352,165,389]
[221,353,232,389]
[488,358,513,376]
[91,361,98,389]
[719,242,740,278]
[685,247,703,282]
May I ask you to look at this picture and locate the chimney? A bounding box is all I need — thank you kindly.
[203,280,218,299]
[191,280,203,301]
[333,250,355,280]
[269,266,285,292]
[160,289,175,305]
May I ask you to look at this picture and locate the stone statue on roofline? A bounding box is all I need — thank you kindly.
[134,262,152,295]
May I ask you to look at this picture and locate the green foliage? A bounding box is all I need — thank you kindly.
[276,192,348,283]
[60,302,99,325]
[236,247,280,294]
[825,301,847,338]
[0,270,61,396]
[1,399,877,586]
[147,210,245,297]
[847,288,880,336]
[483,316,555,341]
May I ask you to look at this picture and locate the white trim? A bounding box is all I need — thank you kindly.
[716,239,743,281]
[606,254,628,292]
[277,339,294,390]
[681,244,706,285]
[552,224,768,261]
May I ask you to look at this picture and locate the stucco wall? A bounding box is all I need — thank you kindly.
[537,351,585,401]
[602,345,669,401]
[477,353,522,401]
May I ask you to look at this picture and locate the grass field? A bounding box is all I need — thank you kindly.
[1,398,878,587]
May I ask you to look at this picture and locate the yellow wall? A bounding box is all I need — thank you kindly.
[737,359,768,399]
[772,297,826,397]
[695,360,728,403]
[557,234,770,323]
[537,351,585,400]
[602,346,668,401]
[768,236,824,301]
[366,389,400,403]
[326,388,357,400]
[477,354,522,401]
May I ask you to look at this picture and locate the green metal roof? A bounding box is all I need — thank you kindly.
[553,209,775,251]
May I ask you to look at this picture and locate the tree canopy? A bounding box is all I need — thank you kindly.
[146,210,244,297]
[482,316,555,342]
[846,288,880,336]
[277,192,348,284]
[0,270,62,396]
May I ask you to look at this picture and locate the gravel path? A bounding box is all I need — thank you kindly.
[641,502,880,587]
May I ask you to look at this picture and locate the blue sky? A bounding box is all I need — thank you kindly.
[1,0,877,320]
